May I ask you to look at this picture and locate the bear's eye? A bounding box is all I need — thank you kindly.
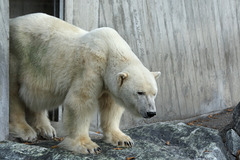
[137,92,145,95]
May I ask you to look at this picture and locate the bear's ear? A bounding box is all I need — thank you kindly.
[152,72,161,79]
[117,72,128,87]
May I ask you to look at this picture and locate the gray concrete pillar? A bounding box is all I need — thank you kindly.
[0,0,9,141]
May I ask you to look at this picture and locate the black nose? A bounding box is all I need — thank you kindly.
[147,112,156,118]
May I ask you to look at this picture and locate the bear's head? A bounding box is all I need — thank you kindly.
[114,66,160,118]
[94,27,161,118]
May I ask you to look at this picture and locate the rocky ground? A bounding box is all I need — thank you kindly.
[185,107,234,131]
[186,106,240,159]
[0,122,230,160]
[0,105,239,160]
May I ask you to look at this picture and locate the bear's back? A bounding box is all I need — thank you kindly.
[10,13,88,63]
[10,13,87,37]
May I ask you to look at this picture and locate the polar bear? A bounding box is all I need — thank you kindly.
[9,13,160,154]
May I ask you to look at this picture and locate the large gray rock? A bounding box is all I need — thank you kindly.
[233,102,240,136]
[0,122,229,160]
[225,129,240,156]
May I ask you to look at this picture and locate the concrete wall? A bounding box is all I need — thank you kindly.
[65,0,240,130]
[0,0,9,141]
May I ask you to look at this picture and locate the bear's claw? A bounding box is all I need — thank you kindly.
[123,141,133,147]
[118,141,134,147]
[35,124,57,140]
[93,147,102,154]
[85,146,101,154]
[104,130,134,148]
[59,137,101,154]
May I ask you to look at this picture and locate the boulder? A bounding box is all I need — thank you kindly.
[225,129,240,156]
[0,122,229,160]
[233,102,240,136]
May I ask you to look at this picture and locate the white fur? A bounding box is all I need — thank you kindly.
[9,13,160,154]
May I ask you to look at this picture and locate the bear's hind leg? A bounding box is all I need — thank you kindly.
[99,93,134,147]
[9,96,37,142]
[26,110,56,139]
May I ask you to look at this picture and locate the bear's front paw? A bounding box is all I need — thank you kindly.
[104,130,134,148]
[34,124,56,139]
[59,136,101,154]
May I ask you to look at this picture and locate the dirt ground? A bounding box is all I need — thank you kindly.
[185,107,234,131]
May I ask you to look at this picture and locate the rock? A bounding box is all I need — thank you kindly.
[0,122,229,160]
[225,129,240,156]
[233,102,240,136]
[127,122,228,160]
[220,122,234,143]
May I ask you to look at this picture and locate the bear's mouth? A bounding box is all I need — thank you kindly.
[140,110,156,118]
[144,112,156,118]
[127,104,156,118]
